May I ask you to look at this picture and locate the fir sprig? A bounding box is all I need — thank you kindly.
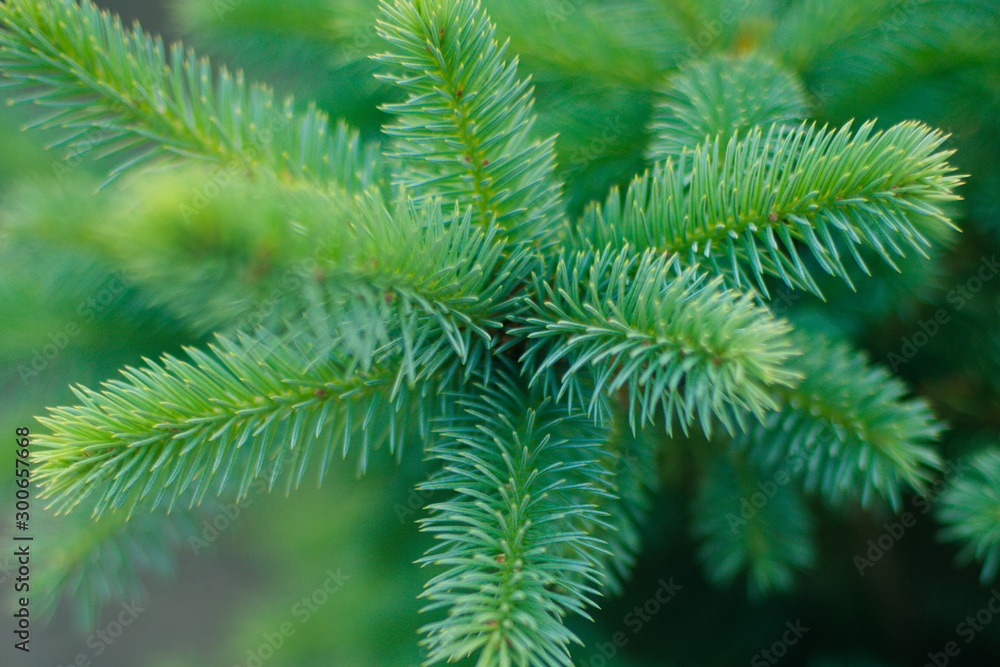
[584,120,963,296]
[647,52,809,166]
[0,0,382,189]
[418,368,613,667]
[0,0,982,664]
[938,448,1000,583]
[35,507,202,629]
[516,247,800,434]
[33,330,413,518]
[692,451,815,596]
[734,333,943,510]
[374,0,564,245]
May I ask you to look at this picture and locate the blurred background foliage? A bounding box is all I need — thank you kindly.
[1,0,999,665]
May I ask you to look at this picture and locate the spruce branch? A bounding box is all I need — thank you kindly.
[774,0,998,75]
[937,448,1000,583]
[481,0,673,87]
[734,333,943,510]
[0,0,988,663]
[173,0,383,75]
[417,367,614,667]
[772,0,1000,130]
[303,192,532,385]
[32,330,426,518]
[773,0,899,71]
[174,0,356,43]
[28,196,510,516]
[647,51,809,167]
[374,0,563,246]
[583,119,963,296]
[0,0,382,189]
[692,451,815,596]
[6,160,523,379]
[515,247,800,434]
[587,418,659,593]
[35,507,201,629]
[3,165,363,335]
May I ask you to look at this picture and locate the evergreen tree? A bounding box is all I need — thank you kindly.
[1,0,998,664]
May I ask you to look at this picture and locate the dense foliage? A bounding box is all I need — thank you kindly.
[1,0,998,665]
